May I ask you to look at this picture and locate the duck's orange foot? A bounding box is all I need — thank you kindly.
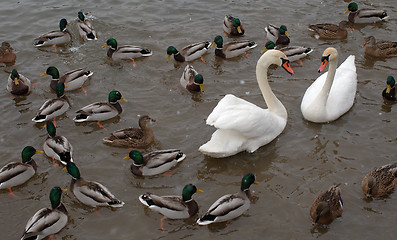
[97,122,107,131]
[200,56,206,63]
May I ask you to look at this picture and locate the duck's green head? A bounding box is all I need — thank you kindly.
[279,25,289,37]
[182,184,203,202]
[166,46,178,61]
[59,18,68,31]
[45,120,56,137]
[41,66,60,79]
[10,69,20,85]
[386,76,395,93]
[108,90,126,103]
[125,150,144,165]
[241,173,258,191]
[66,162,80,179]
[232,18,241,28]
[55,82,66,98]
[49,186,65,209]
[194,74,204,85]
[345,2,358,13]
[78,11,85,21]
[102,38,117,50]
[21,146,42,163]
[261,41,276,53]
[211,35,223,48]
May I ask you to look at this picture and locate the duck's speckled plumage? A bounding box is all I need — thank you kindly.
[364,36,397,58]
[362,163,397,198]
[103,115,155,148]
[0,42,16,63]
[308,21,348,39]
[310,184,343,225]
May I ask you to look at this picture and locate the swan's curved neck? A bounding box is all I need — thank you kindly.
[256,57,287,117]
[318,56,338,105]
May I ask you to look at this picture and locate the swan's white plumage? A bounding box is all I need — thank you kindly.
[301,49,357,123]
[199,50,291,158]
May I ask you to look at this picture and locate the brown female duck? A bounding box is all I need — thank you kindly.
[103,115,155,148]
[0,42,16,63]
[362,163,397,198]
[310,184,343,225]
[308,21,349,40]
[363,36,397,58]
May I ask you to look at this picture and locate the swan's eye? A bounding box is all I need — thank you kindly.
[321,55,330,63]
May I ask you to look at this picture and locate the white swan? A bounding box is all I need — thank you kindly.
[199,50,294,158]
[301,47,357,123]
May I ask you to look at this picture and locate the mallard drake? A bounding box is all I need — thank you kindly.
[139,183,203,219]
[21,186,68,240]
[124,149,186,176]
[211,35,257,59]
[265,24,290,46]
[310,184,343,225]
[73,90,126,122]
[77,11,97,41]
[180,64,204,92]
[0,42,16,63]
[197,173,258,225]
[34,18,72,47]
[363,36,397,58]
[308,21,349,40]
[7,69,31,95]
[32,82,70,123]
[102,38,152,65]
[362,163,397,198]
[261,41,313,62]
[0,146,42,192]
[383,76,396,101]
[223,15,244,36]
[301,47,357,123]
[65,161,124,208]
[43,121,73,165]
[103,115,155,148]
[41,66,93,92]
[344,2,388,24]
[167,41,211,62]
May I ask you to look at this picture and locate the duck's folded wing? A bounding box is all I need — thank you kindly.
[206,194,244,216]
[144,150,181,168]
[149,195,186,211]
[23,208,60,236]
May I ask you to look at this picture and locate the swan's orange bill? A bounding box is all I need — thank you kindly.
[318,59,328,73]
[281,58,294,75]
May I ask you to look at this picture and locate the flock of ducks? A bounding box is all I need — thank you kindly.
[0,2,396,239]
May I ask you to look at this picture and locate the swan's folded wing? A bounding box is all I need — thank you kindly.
[206,94,277,138]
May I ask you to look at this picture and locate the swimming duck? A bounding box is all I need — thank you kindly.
[139,183,203,219]
[310,184,343,225]
[102,38,152,65]
[362,163,397,198]
[0,146,42,192]
[7,69,31,95]
[103,115,155,148]
[308,21,349,40]
[180,64,204,92]
[223,15,244,36]
[124,149,186,176]
[73,90,126,123]
[66,161,124,208]
[211,35,257,59]
[383,76,396,101]
[21,186,68,240]
[32,82,70,123]
[43,121,73,165]
[301,47,357,123]
[199,50,293,158]
[197,173,258,225]
[34,18,72,47]
[363,36,397,58]
[0,42,16,63]
[344,2,388,24]
[261,41,313,62]
[265,24,290,46]
[167,41,211,62]
[41,66,93,92]
[77,11,97,41]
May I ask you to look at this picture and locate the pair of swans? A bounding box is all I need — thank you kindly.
[199,47,357,158]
